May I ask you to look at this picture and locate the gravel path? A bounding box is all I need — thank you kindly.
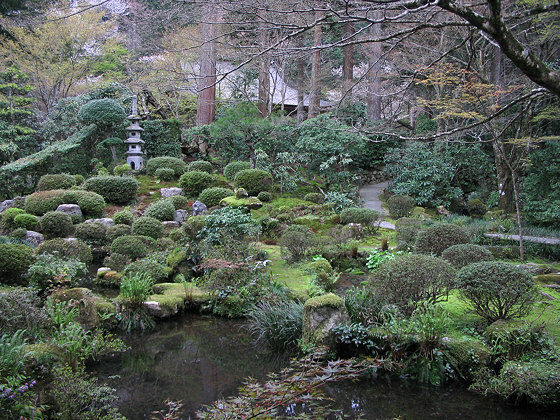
[359,181,395,230]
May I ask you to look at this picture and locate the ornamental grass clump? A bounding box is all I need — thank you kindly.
[118,272,154,332]
[455,261,538,323]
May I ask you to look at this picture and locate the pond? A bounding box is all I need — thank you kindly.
[92,314,557,419]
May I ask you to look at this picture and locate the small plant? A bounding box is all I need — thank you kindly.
[467,198,488,217]
[386,194,416,219]
[257,191,272,202]
[28,254,87,294]
[113,163,132,177]
[324,191,355,213]
[118,272,155,332]
[132,216,164,239]
[113,208,134,225]
[365,249,396,271]
[279,224,316,262]
[74,222,107,246]
[106,224,132,243]
[455,261,538,323]
[1,207,26,231]
[13,214,39,231]
[304,192,324,204]
[110,235,151,260]
[441,243,493,269]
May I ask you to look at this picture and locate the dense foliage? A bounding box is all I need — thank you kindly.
[83,175,138,205]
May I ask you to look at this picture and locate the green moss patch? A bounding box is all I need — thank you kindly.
[304,293,344,309]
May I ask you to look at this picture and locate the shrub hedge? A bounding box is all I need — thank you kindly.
[74,222,107,246]
[234,169,273,196]
[169,195,189,210]
[340,208,381,229]
[179,170,214,196]
[415,223,469,256]
[154,167,175,181]
[386,194,416,219]
[36,174,76,191]
[24,189,105,218]
[40,211,74,239]
[144,199,175,221]
[110,235,152,260]
[13,213,39,230]
[441,243,493,269]
[131,216,164,239]
[1,207,26,230]
[145,156,186,177]
[112,208,134,225]
[186,160,213,174]
[0,243,35,285]
[83,176,138,205]
[198,187,234,208]
[36,238,92,263]
[223,161,251,181]
[106,223,132,243]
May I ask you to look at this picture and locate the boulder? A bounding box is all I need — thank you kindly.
[301,293,349,349]
[25,230,44,247]
[174,209,189,225]
[516,263,554,276]
[163,221,180,231]
[86,218,115,227]
[161,187,183,198]
[0,199,14,213]
[97,267,112,277]
[192,200,208,216]
[56,203,82,218]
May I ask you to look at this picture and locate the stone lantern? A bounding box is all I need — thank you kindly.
[124,95,144,170]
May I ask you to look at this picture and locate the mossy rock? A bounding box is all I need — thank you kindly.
[148,282,212,317]
[533,273,560,284]
[301,293,349,349]
[293,215,323,231]
[444,337,490,380]
[484,319,527,341]
[220,196,263,210]
[49,287,114,329]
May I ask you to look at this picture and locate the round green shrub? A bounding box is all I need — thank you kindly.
[182,215,205,240]
[74,174,84,185]
[74,222,107,245]
[123,258,168,283]
[106,224,132,243]
[113,163,132,177]
[37,174,76,191]
[144,199,175,221]
[78,98,126,127]
[40,211,74,239]
[395,217,423,251]
[60,190,106,218]
[36,238,92,263]
[279,224,315,262]
[257,191,272,202]
[154,167,175,181]
[276,213,292,223]
[0,243,34,285]
[24,190,65,216]
[199,187,234,208]
[455,261,538,323]
[234,169,273,196]
[223,161,251,181]
[386,194,416,219]
[103,253,130,273]
[83,176,138,205]
[340,207,381,230]
[169,228,185,242]
[467,199,488,217]
[169,195,189,210]
[441,244,493,269]
[2,207,26,230]
[415,223,469,256]
[304,193,324,204]
[110,235,151,260]
[10,228,27,239]
[179,170,214,196]
[145,156,186,177]
[113,209,134,225]
[369,254,456,316]
[156,237,175,251]
[186,160,213,174]
[132,216,164,239]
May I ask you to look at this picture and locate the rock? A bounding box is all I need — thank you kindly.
[533,273,560,284]
[192,200,208,216]
[56,203,82,218]
[161,187,183,198]
[539,291,557,301]
[174,209,189,224]
[163,221,180,231]
[235,188,248,199]
[437,205,450,216]
[86,218,115,227]
[49,287,115,329]
[301,293,349,349]
[0,199,14,213]
[25,230,44,246]
[97,267,112,277]
[516,263,550,275]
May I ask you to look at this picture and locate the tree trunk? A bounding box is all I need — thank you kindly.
[257,25,270,118]
[197,0,218,153]
[366,13,382,121]
[342,20,354,102]
[308,8,323,119]
[296,38,305,123]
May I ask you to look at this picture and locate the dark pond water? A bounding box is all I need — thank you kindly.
[92,314,558,419]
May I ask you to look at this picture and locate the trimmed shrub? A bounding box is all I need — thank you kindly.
[369,254,456,315]
[144,199,175,221]
[257,191,272,202]
[0,243,34,285]
[37,174,76,191]
[112,208,134,225]
[113,163,132,177]
[132,216,164,239]
[386,194,415,219]
[340,207,381,232]
[442,244,493,269]
[186,160,213,173]
[110,235,152,260]
[169,228,185,242]
[103,253,130,273]
[169,195,189,210]
[145,156,186,177]
[60,190,105,218]
[179,170,214,196]
[304,193,324,204]
[154,167,175,181]
[106,224,132,244]
[1,207,25,230]
[415,223,469,256]
[40,211,74,239]
[234,169,273,196]
[10,228,27,239]
[395,217,423,251]
[455,262,538,323]
[467,199,488,217]
[279,224,315,262]
[74,174,84,185]
[183,215,205,240]
[78,98,126,127]
[24,190,65,215]
[223,161,251,181]
[199,187,234,208]
[123,257,168,284]
[36,238,92,263]
[74,222,107,246]
[83,176,138,205]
